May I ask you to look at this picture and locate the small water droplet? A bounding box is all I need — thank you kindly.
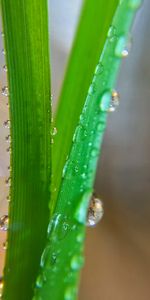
[36,273,46,288]
[94,62,104,75]
[115,35,130,58]
[128,0,142,9]
[0,215,9,231]
[40,245,51,268]
[6,146,11,152]
[1,32,4,37]
[97,122,106,132]
[0,277,4,298]
[71,255,84,271]
[51,138,54,144]
[3,120,10,128]
[51,127,57,136]
[108,90,120,112]
[5,178,10,187]
[108,25,116,38]
[91,148,98,157]
[2,86,9,97]
[64,286,76,300]
[88,83,95,96]
[2,49,5,55]
[3,65,7,72]
[86,195,104,226]
[100,90,111,112]
[5,135,11,143]
[3,241,8,250]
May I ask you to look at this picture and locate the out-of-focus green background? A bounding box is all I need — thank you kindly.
[0,1,150,299]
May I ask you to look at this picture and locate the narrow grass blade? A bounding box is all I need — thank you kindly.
[1,1,51,299]
[51,0,119,213]
[34,1,142,299]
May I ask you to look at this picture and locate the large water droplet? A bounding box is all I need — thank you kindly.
[87,195,104,226]
[0,215,9,231]
[100,90,111,112]
[108,90,120,112]
[2,86,9,97]
[71,255,84,271]
[128,0,142,9]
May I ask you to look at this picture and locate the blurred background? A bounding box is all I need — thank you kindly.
[0,0,150,299]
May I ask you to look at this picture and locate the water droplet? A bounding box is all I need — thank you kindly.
[51,138,54,144]
[0,278,4,298]
[76,232,84,243]
[3,120,10,128]
[6,146,11,153]
[5,135,10,142]
[94,62,104,75]
[1,32,4,37]
[128,0,142,9]
[40,245,51,268]
[86,195,104,226]
[71,255,84,271]
[64,286,76,300]
[0,215,9,231]
[3,65,7,72]
[5,177,10,186]
[51,127,57,136]
[91,148,98,157]
[2,86,9,97]
[36,273,46,288]
[108,25,116,38]
[108,90,120,112]
[88,83,95,96]
[100,90,111,112]
[3,241,8,250]
[115,35,130,58]
[97,122,106,132]
[2,49,5,55]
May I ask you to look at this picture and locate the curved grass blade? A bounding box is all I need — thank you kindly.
[33,1,142,299]
[51,0,119,214]
[1,1,51,299]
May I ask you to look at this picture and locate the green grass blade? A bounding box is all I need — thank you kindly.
[51,0,119,214]
[1,1,51,299]
[33,1,142,299]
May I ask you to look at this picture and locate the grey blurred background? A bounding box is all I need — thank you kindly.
[1,0,150,299]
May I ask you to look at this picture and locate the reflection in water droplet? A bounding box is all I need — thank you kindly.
[128,0,142,9]
[40,245,51,268]
[87,195,104,226]
[100,90,111,112]
[71,255,84,271]
[2,86,9,97]
[0,215,9,231]
[108,90,120,112]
